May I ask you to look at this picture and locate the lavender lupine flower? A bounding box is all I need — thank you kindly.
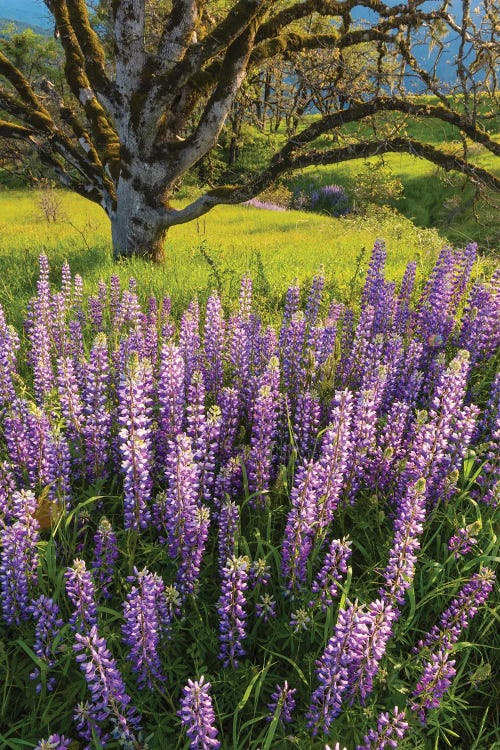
[249,558,271,588]
[65,559,98,631]
[56,355,84,443]
[217,387,240,463]
[280,313,307,408]
[474,373,500,507]
[0,461,16,523]
[267,681,296,724]
[315,390,354,529]
[346,599,396,705]
[82,333,111,482]
[118,354,154,530]
[204,292,225,397]
[381,478,427,607]
[0,490,39,625]
[196,406,221,504]
[30,595,64,693]
[393,261,417,336]
[180,299,201,392]
[410,648,457,724]
[307,603,364,735]
[92,518,119,599]
[401,350,470,504]
[0,304,19,408]
[73,624,141,745]
[281,461,319,590]
[178,676,220,750]
[31,318,54,403]
[458,271,500,364]
[122,567,166,688]
[247,358,280,507]
[279,283,300,350]
[88,294,104,332]
[255,593,276,622]
[238,274,252,320]
[217,555,249,668]
[289,607,312,632]
[305,273,325,329]
[35,735,72,750]
[177,505,211,597]
[157,432,199,555]
[217,501,240,573]
[311,538,352,611]
[371,400,413,491]
[356,707,409,750]
[244,198,287,211]
[157,343,185,462]
[448,526,477,559]
[417,567,495,652]
[361,240,386,311]
[213,456,243,510]
[187,371,207,456]
[293,390,321,461]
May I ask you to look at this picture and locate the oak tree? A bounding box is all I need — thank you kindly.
[0,0,498,260]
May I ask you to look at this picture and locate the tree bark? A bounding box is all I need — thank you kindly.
[111,177,167,262]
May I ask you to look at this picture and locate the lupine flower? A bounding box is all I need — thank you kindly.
[65,559,98,631]
[74,624,141,744]
[30,595,64,693]
[118,354,153,530]
[92,517,119,599]
[356,706,409,749]
[0,305,19,408]
[289,607,312,632]
[82,333,111,481]
[157,343,185,462]
[204,292,225,397]
[217,556,249,668]
[267,681,296,724]
[410,648,457,723]
[34,735,72,750]
[311,538,352,611]
[448,526,477,559]
[249,558,271,588]
[247,358,280,507]
[122,567,166,688]
[0,490,39,625]
[217,501,239,573]
[178,676,220,750]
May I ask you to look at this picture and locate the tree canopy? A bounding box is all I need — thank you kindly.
[0,0,499,260]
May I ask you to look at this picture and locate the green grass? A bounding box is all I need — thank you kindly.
[0,188,457,327]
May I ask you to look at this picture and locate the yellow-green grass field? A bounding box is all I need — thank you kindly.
[2,185,496,329]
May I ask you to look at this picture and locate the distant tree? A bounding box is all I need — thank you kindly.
[0,0,498,261]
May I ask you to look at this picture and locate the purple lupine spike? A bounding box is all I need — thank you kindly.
[92,517,119,600]
[448,526,477,559]
[267,681,296,724]
[413,246,458,352]
[3,398,34,482]
[280,313,307,408]
[0,461,16,523]
[381,478,427,607]
[51,292,69,355]
[346,599,396,705]
[56,355,84,442]
[474,373,500,507]
[217,501,239,573]
[436,402,479,502]
[186,370,207,456]
[341,305,375,388]
[410,648,457,724]
[180,299,201,392]
[247,357,281,507]
[88,294,104,333]
[82,333,111,482]
[217,387,240,463]
[310,538,352,611]
[213,456,242,511]
[401,350,470,503]
[122,567,166,688]
[178,676,220,750]
[73,624,141,745]
[293,390,321,462]
[305,273,325,328]
[176,504,211,597]
[217,555,249,668]
[279,282,300,350]
[30,595,64,693]
[315,390,354,529]
[35,735,72,750]
[65,558,98,631]
[118,354,154,530]
[417,567,495,653]
[393,261,417,336]
[361,240,386,310]
[458,271,500,364]
[157,343,185,463]
[156,432,199,557]
[196,406,221,504]
[371,400,413,491]
[109,274,121,327]
[0,490,39,625]
[68,318,84,367]
[30,318,54,403]
[204,292,225,397]
[307,602,364,735]
[281,461,319,590]
[228,316,251,401]
[0,305,19,408]
[356,706,409,750]
[73,273,84,323]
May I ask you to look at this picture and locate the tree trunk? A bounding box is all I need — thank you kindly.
[111,176,168,262]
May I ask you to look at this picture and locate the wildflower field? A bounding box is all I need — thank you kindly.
[0,242,498,750]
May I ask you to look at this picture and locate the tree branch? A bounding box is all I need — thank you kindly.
[164,136,500,227]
